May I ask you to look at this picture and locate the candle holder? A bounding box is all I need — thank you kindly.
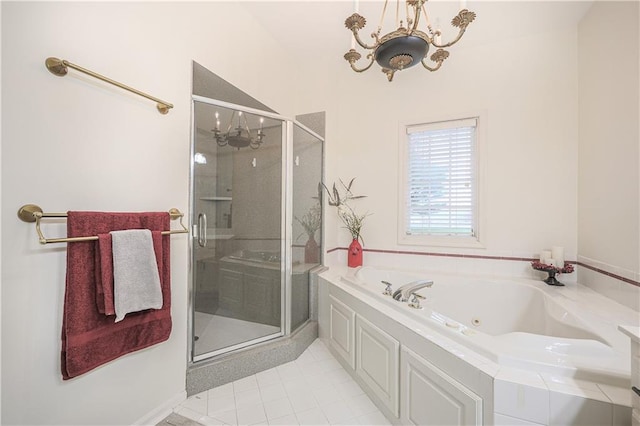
[531,260,574,286]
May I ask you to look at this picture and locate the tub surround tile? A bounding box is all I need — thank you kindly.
[494,368,549,425]
[540,373,602,392]
[494,413,545,425]
[329,248,638,297]
[613,403,633,425]
[545,382,610,404]
[597,383,632,407]
[320,266,638,426]
[548,390,612,425]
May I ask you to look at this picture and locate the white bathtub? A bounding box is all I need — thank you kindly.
[340,266,634,387]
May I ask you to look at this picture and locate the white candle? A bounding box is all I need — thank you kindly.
[544,258,557,267]
[551,246,564,268]
[540,250,552,263]
[460,0,467,10]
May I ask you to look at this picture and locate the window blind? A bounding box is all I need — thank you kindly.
[405,118,477,237]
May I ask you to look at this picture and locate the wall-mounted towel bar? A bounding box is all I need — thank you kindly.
[17,204,188,244]
[45,57,174,115]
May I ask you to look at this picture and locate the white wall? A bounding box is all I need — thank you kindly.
[298,27,580,262]
[1,2,298,425]
[577,1,640,283]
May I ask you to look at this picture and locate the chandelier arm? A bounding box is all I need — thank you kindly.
[421,58,444,72]
[408,0,425,35]
[352,30,378,50]
[349,55,375,73]
[431,27,467,49]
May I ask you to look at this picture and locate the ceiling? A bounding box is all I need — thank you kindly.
[244,1,594,61]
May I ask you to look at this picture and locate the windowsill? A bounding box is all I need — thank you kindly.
[397,234,485,249]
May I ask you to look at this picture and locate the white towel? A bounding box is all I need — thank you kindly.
[111,229,163,323]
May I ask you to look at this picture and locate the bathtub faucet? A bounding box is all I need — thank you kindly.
[392,280,434,302]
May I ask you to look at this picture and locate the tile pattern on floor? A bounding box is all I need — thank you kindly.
[157,412,204,426]
[174,339,391,425]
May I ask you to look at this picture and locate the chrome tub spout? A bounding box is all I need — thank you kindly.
[392,279,434,302]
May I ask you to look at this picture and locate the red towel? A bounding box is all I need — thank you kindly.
[95,233,114,315]
[62,212,172,380]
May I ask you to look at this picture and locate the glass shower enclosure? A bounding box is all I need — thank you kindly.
[190,96,323,362]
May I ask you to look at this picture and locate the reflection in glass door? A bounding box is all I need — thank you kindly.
[290,123,323,332]
[191,100,284,360]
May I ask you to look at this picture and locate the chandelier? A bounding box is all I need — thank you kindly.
[343,0,476,81]
[212,110,265,149]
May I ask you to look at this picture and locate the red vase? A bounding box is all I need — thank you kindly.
[348,238,363,268]
[305,234,319,264]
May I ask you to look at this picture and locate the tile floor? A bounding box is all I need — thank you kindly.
[173,339,391,425]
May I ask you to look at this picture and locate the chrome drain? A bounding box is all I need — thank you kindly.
[471,318,481,327]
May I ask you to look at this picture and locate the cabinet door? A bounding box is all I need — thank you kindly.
[356,315,400,417]
[218,268,244,316]
[401,347,482,426]
[244,271,278,326]
[329,295,356,368]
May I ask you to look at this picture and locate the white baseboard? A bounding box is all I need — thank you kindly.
[132,390,187,426]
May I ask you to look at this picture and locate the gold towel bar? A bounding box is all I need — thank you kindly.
[45,57,174,115]
[17,204,188,245]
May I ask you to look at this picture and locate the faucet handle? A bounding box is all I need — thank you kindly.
[408,292,425,309]
[381,281,393,296]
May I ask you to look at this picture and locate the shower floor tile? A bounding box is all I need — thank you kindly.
[194,312,281,356]
[173,339,391,425]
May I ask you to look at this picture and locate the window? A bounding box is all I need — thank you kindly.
[399,117,482,247]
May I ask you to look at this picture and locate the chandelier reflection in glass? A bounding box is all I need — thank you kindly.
[344,0,476,82]
[212,110,265,149]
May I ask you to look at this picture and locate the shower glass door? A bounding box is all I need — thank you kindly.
[191,99,284,360]
[290,123,323,332]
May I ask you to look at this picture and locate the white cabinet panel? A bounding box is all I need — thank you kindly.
[401,347,482,426]
[329,295,355,368]
[356,315,400,417]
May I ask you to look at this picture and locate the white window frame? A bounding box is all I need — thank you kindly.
[398,113,486,249]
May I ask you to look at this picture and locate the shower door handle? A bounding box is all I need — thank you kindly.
[197,213,207,247]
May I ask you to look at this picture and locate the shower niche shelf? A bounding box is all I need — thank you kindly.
[200,196,232,201]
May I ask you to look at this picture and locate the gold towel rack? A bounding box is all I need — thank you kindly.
[17,204,188,245]
[45,57,174,115]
